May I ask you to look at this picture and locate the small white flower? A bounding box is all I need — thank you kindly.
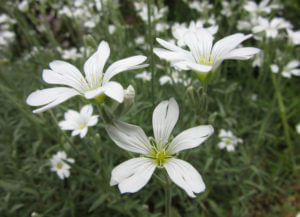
[18,0,29,12]
[26,41,147,113]
[296,123,300,135]
[188,0,213,13]
[50,151,75,179]
[59,104,98,138]
[172,20,218,47]
[252,52,264,67]
[244,0,280,15]
[218,129,242,152]
[253,17,292,39]
[287,29,300,45]
[156,22,169,33]
[108,24,116,34]
[154,28,260,80]
[106,98,214,197]
[135,71,152,81]
[134,2,167,23]
[271,61,300,78]
[159,70,191,87]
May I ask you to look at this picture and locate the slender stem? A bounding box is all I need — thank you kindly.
[147,0,155,107]
[164,171,172,217]
[270,73,295,173]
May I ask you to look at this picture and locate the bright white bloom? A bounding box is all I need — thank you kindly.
[159,70,191,87]
[108,24,116,34]
[156,22,169,33]
[218,129,242,152]
[50,151,75,179]
[26,41,147,113]
[135,71,151,81]
[296,123,300,135]
[271,61,300,78]
[287,29,300,45]
[244,0,280,15]
[188,0,213,13]
[59,104,98,138]
[253,17,292,38]
[154,28,260,79]
[221,1,233,17]
[172,20,218,46]
[0,30,15,45]
[134,2,167,23]
[18,0,29,12]
[106,98,214,197]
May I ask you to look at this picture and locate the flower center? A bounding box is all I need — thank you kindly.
[148,138,172,167]
[224,139,231,145]
[79,123,86,129]
[57,162,63,169]
[199,54,213,66]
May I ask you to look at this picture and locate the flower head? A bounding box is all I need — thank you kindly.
[50,151,75,179]
[271,60,300,78]
[218,129,243,152]
[26,41,147,113]
[106,98,214,197]
[154,28,260,81]
[59,104,98,138]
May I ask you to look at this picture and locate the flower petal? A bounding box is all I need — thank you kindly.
[152,98,179,143]
[80,104,93,116]
[168,125,214,154]
[110,157,156,194]
[223,47,261,60]
[84,41,110,85]
[84,87,105,99]
[26,87,79,113]
[45,60,88,92]
[106,120,152,155]
[164,158,205,198]
[103,55,147,84]
[103,81,124,103]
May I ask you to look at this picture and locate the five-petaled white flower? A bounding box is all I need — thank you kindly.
[270,60,300,78]
[50,151,75,179]
[218,129,243,152]
[26,41,147,113]
[59,104,98,138]
[154,28,260,80]
[106,98,214,198]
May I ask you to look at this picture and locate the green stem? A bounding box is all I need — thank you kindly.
[270,73,295,173]
[164,171,172,217]
[147,0,155,107]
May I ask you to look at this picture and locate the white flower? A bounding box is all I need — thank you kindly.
[59,104,98,138]
[296,123,300,135]
[218,129,242,152]
[159,70,191,87]
[188,0,213,13]
[156,22,169,33]
[50,151,75,179]
[134,2,167,23]
[106,98,214,197]
[244,0,280,15]
[135,71,151,81]
[18,0,29,12]
[0,30,15,45]
[26,41,147,113]
[287,29,300,45]
[172,20,218,47]
[154,28,260,79]
[108,24,116,34]
[253,17,292,38]
[271,61,300,78]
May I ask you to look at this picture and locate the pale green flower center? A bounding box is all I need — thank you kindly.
[148,138,172,167]
[57,162,63,169]
[79,123,86,129]
[225,139,231,145]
